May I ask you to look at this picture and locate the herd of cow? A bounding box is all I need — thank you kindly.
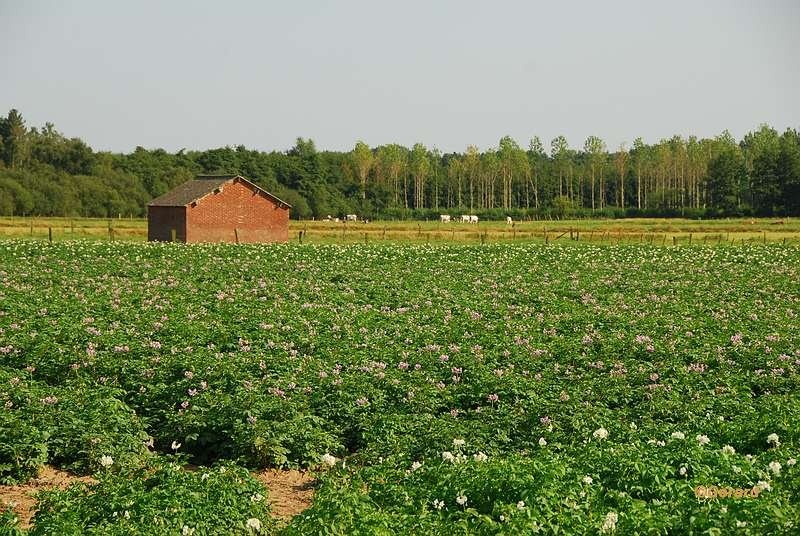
[436,215,512,224]
[323,214,365,223]
[322,215,514,224]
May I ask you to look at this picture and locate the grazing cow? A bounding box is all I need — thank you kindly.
[346,214,357,222]
[333,217,340,223]
[506,216,513,225]
[469,215,479,224]
[440,215,451,223]
[460,215,471,223]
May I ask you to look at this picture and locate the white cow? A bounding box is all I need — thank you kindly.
[440,215,451,223]
[345,214,357,222]
[469,215,479,224]
[506,216,513,225]
[460,215,471,223]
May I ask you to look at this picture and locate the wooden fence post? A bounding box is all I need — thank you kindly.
[234,228,240,244]
[48,227,53,243]
[171,228,177,242]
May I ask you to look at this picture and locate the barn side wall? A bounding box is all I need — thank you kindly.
[147,206,186,242]
[185,179,289,243]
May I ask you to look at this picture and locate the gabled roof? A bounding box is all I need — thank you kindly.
[148,175,291,208]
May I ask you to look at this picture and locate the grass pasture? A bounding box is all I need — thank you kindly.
[1,216,799,245]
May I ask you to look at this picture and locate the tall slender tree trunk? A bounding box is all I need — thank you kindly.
[637,169,641,209]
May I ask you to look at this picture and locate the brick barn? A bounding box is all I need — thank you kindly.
[147,175,291,243]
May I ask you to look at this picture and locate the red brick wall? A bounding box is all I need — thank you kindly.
[147,206,186,242]
[185,179,289,243]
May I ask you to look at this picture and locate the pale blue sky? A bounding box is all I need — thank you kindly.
[1,0,798,154]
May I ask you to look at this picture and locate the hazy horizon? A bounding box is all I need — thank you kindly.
[2,0,799,154]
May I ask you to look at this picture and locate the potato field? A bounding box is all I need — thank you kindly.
[1,241,799,534]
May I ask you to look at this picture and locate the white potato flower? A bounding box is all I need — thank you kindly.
[246,518,262,532]
[768,461,782,475]
[601,511,618,533]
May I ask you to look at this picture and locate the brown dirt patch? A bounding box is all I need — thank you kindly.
[0,466,95,529]
[253,469,315,519]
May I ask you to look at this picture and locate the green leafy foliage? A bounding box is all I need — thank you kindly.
[29,461,274,535]
[1,241,798,533]
[0,370,149,481]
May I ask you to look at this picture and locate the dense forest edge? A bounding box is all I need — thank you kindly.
[0,109,798,220]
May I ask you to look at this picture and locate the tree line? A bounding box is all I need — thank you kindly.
[1,109,798,220]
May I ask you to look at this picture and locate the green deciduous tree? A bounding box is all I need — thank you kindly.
[350,141,373,201]
[584,136,606,210]
[707,147,746,213]
[410,143,430,209]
